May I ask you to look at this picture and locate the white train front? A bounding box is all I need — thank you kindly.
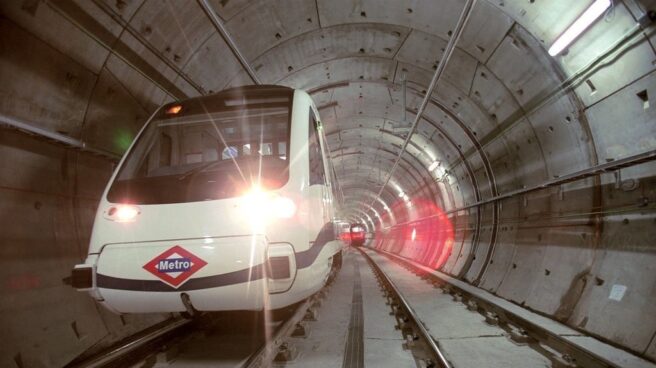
[71,85,344,314]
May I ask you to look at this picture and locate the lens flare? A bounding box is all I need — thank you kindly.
[241,186,296,221]
[373,199,454,270]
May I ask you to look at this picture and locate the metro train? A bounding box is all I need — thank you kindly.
[71,85,344,314]
[349,224,367,247]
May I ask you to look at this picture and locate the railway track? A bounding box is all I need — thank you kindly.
[65,248,654,368]
[363,248,656,368]
[356,247,452,368]
[65,267,338,368]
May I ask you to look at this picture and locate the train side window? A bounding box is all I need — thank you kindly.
[309,111,325,185]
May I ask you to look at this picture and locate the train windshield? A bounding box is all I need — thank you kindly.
[107,88,293,204]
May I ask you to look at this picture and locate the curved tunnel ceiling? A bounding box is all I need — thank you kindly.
[0,0,652,230]
[3,0,652,233]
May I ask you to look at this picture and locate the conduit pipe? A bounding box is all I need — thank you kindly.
[0,113,120,160]
[198,0,262,85]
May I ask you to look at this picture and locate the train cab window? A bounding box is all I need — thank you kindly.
[222,146,238,159]
[278,142,287,160]
[186,153,202,164]
[309,111,325,186]
[183,132,203,164]
[202,133,218,162]
[107,87,293,204]
[159,133,172,167]
[260,142,273,155]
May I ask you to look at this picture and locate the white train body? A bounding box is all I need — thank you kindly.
[71,86,343,314]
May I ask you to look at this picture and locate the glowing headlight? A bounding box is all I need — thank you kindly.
[106,204,140,222]
[242,187,296,220]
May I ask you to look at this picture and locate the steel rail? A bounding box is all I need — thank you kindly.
[64,318,191,368]
[66,284,327,368]
[365,0,476,214]
[197,0,262,85]
[357,248,452,368]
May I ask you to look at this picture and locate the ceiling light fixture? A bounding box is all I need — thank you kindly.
[548,0,612,56]
[428,160,440,171]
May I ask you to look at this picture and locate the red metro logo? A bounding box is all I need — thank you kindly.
[143,245,207,288]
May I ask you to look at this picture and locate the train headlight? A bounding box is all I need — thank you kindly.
[105,204,140,222]
[242,187,296,220]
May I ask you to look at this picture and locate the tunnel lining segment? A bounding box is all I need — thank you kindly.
[391,148,656,228]
[88,0,208,95]
[198,0,262,85]
[333,145,439,201]
[47,0,190,100]
[365,0,477,215]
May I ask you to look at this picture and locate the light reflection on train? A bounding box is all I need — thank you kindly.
[372,199,454,270]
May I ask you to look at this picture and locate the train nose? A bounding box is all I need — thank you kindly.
[78,235,297,313]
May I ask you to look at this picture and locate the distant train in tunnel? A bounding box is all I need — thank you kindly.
[71,85,344,314]
[349,223,367,247]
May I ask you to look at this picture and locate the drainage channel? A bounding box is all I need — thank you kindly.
[356,247,452,368]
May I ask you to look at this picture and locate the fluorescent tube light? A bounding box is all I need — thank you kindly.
[548,0,612,56]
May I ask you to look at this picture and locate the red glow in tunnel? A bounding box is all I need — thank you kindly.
[373,199,454,271]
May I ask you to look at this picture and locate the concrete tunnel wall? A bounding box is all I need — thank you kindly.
[0,0,654,366]
[370,16,656,368]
